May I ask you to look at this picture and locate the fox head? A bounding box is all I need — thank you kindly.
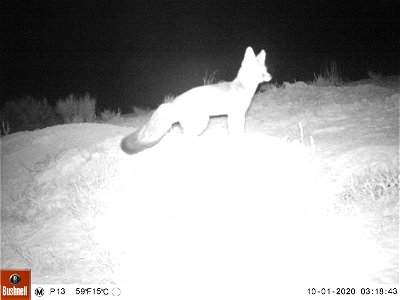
[238,46,272,86]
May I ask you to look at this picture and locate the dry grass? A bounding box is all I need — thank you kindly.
[163,94,175,103]
[131,105,152,116]
[312,60,345,86]
[339,168,399,236]
[203,70,218,85]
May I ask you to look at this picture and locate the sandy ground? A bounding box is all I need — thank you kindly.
[1,76,399,299]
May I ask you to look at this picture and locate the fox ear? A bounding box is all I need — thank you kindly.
[256,50,266,63]
[244,47,256,61]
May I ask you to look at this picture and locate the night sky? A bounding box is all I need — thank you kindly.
[2,0,399,112]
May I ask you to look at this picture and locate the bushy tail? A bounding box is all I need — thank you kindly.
[121,103,178,154]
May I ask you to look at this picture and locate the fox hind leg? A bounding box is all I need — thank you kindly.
[227,113,246,136]
[180,113,210,136]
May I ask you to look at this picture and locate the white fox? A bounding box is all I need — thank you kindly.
[121,46,271,154]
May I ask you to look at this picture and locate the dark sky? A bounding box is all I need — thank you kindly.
[2,0,399,111]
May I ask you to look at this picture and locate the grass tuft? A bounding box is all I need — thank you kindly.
[203,70,218,85]
[131,105,151,116]
[339,168,399,235]
[99,108,121,121]
[163,94,175,103]
[312,60,345,86]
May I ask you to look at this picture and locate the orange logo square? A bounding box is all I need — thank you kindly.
[0,270,31,300]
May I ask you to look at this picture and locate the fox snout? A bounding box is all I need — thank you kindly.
[262,70,272,82]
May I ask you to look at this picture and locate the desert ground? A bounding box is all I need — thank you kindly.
[1,76,398,298]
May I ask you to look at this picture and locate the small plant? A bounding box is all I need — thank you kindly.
[203,70,218,85]
[100,108,121,121]
[56,93,96,123]
[312,60,345,86]
[131,105,151,116]
[367,70,382,80]
[163,94,175,103]
[1,121,10,136]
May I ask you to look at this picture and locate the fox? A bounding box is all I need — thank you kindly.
[121,46,272,154]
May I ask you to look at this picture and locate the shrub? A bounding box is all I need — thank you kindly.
[56,93,96,123]
[0,96,59,134]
